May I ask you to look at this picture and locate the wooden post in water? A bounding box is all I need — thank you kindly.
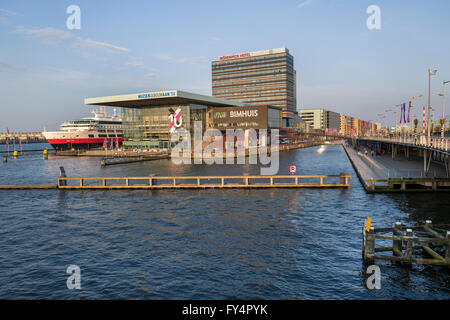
[393,222,403,256]
[364,227,375,262]
[149,174,156,186]
[243,173,249,186]
[58,167,67,187]
[340,173,347,185]
[405,229,413,262]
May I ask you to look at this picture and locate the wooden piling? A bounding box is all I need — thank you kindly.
[364,227,375,262]
[405,229,413,262]
[58,167,67,187]
[393,222,403,256]
[362,220,450,266]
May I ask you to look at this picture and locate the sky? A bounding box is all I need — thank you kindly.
[1,0,450,131]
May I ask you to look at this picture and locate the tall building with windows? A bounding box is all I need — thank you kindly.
[212,48,297,126]
[299,108,340,132]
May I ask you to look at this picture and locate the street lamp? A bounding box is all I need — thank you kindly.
[427,69,437,141]
[439,80,450,138]
[410,94,423,136]
[395,104,403,136]
[384,109,392,134]
[393,111,397,135]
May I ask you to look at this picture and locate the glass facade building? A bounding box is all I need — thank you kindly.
[212,48,297,114]
[122,104,207,149]
[84,90,281,150]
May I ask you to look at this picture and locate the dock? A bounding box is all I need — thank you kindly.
[0,185,57,190]
[362,220,450,266]
[57,173,352,190]
[101,154,170,166]
[343,143,450,192]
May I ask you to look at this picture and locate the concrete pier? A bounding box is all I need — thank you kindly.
[343,143,450,192]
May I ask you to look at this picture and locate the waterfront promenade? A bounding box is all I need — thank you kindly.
[345,144,448,179]
[343,143,450,192]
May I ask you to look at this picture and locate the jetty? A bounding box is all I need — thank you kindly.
[362,220,450,266]
[343,142,450,192]
[57,173,352,190]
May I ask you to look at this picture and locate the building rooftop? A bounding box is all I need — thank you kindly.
[84,90,250,108]
[214,48,290,62]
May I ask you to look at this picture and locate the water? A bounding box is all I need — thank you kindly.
[0,144,449,299]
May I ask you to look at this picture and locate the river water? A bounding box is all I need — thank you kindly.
[0,144,449,299]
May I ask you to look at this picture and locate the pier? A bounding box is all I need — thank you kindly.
[0,132,46,144]
[343,141,450,192]
[362,220,450,266]
[57,173,352,190]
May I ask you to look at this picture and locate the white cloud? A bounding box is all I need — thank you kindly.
[297,0,314,9]
[15,26,129,53]
[126,60,145,67]
[0,8,23,16]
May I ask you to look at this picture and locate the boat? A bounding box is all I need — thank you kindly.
[42,107,123,151]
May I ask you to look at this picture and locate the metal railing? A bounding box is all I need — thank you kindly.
[354,135,449,152]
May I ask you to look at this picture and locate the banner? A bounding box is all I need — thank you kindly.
[407,101,412,123]
[403,103,406,124]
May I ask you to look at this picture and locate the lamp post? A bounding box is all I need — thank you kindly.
[395,104,402,137]
[393,111,397,135]
[410,95,422,136]
[384,109,392,135]
[427,69,437,141]
[439,80,450,139]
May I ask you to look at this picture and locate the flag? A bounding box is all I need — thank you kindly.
[400,105,403,124]
[5,137,8,149]
[403,103,406,124]
[407,101,412,123]
[103,138,107,149]
[109,138,113,149]
[115,137,119,149]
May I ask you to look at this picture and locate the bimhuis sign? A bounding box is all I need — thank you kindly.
[207,106,267,130]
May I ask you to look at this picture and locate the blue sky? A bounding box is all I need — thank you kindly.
[1,0,450,131]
